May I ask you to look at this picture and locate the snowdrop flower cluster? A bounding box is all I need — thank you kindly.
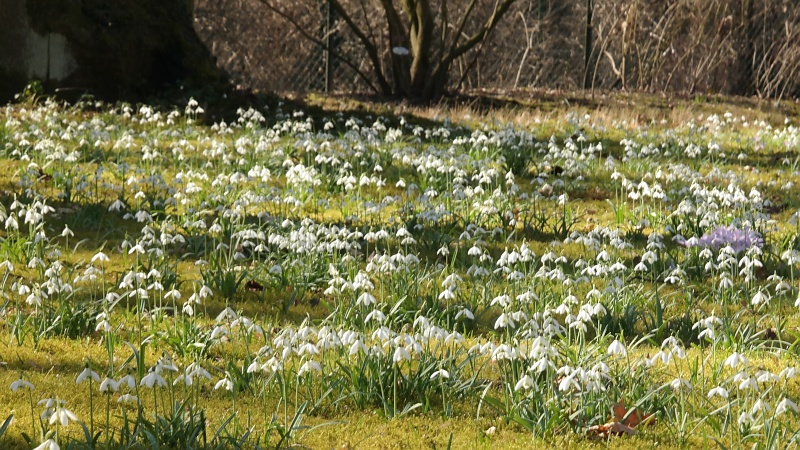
[1,98,800,448]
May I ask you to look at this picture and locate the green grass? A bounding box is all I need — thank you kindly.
[0,91,800,448]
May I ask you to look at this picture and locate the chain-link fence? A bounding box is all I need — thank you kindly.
[194,0,800,99]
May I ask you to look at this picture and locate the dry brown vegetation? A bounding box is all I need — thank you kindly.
[194,0,800,99]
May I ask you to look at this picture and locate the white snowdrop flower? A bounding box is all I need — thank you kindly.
[738,376,758,391]
[357,292,376,307]
[365,309,386,323]
[128,244,145,255]
[669,378,691,391]
[141,370,167,388]
[592,303,606,316]
[639,356,655,368]
[707,386,728,399]
[756,370,779,384]
[454,308,474,320]
[349,339,367,356]
[776,397,798,415]
[494,313,514,329]
[430,369,450,380]
[117,394,139,404]
[752,399,771,414]
[491,294,510,308]
[607,339,626,356]
[118,373,136,390]
[76,365,100,384]
[751,290,770,306]
[91,252,109,263]
[199,285,213,299]
[780,367,798,380]
[10,378,35,392]
[738,411,754,425]
[698,328,716,341]
[393,346,411,363]
[514,374,536,391]
[61,225,73,237]
[0,260,13,272]
[33,439,60,450]
[558,374,579,392]
[438,288,456,300]
[174,371,194,386]
[298,360,322,377]
[108,199,126,212]
[724,352,747,369]
[99,377,119,393]
[50,406,79,427]
[214,374,234,391]
[215,307,237,322]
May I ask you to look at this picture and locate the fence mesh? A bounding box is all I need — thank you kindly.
[194,0,800,99]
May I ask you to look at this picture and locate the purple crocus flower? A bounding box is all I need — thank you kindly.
[686,225,763,253]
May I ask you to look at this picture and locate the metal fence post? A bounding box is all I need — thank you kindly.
[324,0,332,93]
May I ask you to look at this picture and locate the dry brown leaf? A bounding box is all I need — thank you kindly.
[612,400,656,427]
[586,421,637,439]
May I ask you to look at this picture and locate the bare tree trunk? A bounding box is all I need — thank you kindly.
[736,0,757,95]
[258,0,516,101]
[583,0,593,89]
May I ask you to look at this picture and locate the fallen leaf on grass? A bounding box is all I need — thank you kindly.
[586,400,656,439]
[586,421,636,439]
[612,400,656,427]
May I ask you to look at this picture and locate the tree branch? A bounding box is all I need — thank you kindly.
[380,0,411,94]
[328,0,392,94]
[446,0,478,58]
[254,0,380,93]
[447,0,516,62]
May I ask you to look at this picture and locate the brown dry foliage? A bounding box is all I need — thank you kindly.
[193,0,800,99]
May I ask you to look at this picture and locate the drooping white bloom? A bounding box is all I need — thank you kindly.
[140,370,167,388]
[91,252,109,263]
[76,366,100,384]
[776,397,798,415]
[607,339,627,356]
[669,378,691,391]
[33,439,60,450]
[50,406,79,427]
[707,386,729,399]
[298,360,322,377]
[430,369,450,380]
[752,399,772,414]
[214,375,234,392]
[117,394,139,404]
[393,346,411,363]
[514,374,535,391]
[99,377,119,393]
[118,373,136,390]
[724,352,747,369]
[10,378,35,392]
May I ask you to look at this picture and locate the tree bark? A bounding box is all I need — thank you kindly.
[259,0,517,101]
